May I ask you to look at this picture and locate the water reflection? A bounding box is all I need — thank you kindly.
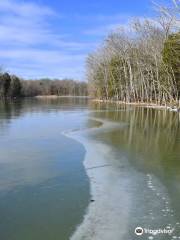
[0,98,90,240]
[0,98,179,239]
[90,102,180,223]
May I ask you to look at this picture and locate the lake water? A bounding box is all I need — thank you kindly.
[0,98,180,240]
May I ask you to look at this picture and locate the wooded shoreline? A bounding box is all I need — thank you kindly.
[35,95,91,98]
[93,99,180,112]
[87,2,180,108]
[0,73,88,98]
[0,1,179,108]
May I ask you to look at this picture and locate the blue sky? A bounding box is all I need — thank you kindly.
[0,0,170,80]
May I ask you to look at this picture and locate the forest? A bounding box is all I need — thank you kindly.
[0,1,179,106]
[0,73,88,98]
[87,1,180,106]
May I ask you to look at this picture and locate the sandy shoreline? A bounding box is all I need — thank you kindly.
[92,99,180,112]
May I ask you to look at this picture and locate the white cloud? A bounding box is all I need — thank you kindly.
[0,0,55,18]
[0,0,64,47]
[0,0,91,80]
[0,49,85,63]
[0,0,160,80]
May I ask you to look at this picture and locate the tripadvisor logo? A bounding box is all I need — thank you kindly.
[135,227,144,236]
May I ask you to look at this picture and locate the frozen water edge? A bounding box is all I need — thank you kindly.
[71,141,132,240]
[63,117,179,240]
[64,118,133,240]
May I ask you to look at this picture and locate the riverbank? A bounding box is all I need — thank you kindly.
[35,95,90,99]
[92,99,180,112]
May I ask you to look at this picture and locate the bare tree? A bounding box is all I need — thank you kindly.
[86,1,179,106]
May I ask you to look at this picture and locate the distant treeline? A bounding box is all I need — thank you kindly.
[0,73,88,98]
[87,1,180,106]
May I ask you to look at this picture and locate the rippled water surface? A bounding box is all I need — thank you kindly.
[0,98,180,240]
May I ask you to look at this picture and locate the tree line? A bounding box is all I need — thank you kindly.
[87,0,180,106]
[0,73,88,99]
